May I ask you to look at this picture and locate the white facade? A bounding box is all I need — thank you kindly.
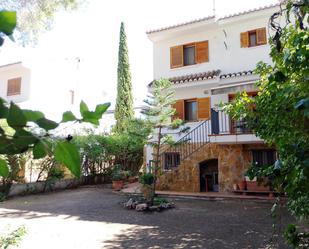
[148,7,276,82]
[145,4,281,164]
[0,62,31,103]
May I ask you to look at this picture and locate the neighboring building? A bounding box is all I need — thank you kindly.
[145,3,280,193]
[0,62,31,103]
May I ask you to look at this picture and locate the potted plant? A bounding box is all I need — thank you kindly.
[139,173,155,202]
[112,165,124,190]
[239,177,247,191]
[125,171,137,183]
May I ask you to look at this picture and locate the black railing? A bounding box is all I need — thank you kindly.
[158,109,253,170]
[159,120,211,170]
[211,109,252,134]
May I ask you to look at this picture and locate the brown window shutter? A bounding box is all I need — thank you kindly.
[170,45,183,68]
[7,77,21,96]
[256,27,267,45]
[197,98,211,120]
[240,32,249,48]
[195,41,209,63]
[172,100,184,120]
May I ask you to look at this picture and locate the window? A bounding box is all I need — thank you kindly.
[172,98,210,122]
[7,77,21,96]
[183,45,195,66]
[252,150,276,167]
[185,100,197,121]
[170,40,209,68]
[164,152,180,170]
[240,27,267,48]
[249,31,257,47]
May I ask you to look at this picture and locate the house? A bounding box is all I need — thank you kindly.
[0,62,31,104]
[145,3,282,193]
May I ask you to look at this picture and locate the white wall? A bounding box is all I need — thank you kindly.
[0,63,31,103]
[151,8,277,80]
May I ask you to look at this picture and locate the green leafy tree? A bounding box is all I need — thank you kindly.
[115,22,134,132]
[222,1,309,247]
[0,0,84,45]
[143,79,187,204]
[74,118,151,176]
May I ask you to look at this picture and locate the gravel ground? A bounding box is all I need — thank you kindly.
[0,185,293,249]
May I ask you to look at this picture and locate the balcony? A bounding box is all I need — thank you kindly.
[209,109,263,144]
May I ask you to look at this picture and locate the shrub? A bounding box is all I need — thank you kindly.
[139,173,154,186]
[111,165,123,181]
[153,197,168,205]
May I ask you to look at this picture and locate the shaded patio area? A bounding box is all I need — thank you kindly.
[0,185,292,248]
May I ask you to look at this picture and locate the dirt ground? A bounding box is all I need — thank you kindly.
[0,185,293,249]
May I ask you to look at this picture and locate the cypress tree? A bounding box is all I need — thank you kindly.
[115,22,134,132]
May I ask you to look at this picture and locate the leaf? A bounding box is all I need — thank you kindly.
[0,11,16,35]
[95,103,110,116]
[23,110,44,122]
[80,101,89,116]
[0,158,9,177]
[33,141,47,159]
[82,112,100,125]
[7,103,27,128]
[35,118,58,131]
[54,141,81,178]
[61,111,77,122]
[12,129,39,153]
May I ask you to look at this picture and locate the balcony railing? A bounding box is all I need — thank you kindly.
[158,109,253,170]
[211,109,252,135]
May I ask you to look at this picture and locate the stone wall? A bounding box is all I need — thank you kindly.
[156,143,220,192]
[156,142,271,193]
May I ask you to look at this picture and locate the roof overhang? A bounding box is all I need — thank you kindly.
[211,81,258,95]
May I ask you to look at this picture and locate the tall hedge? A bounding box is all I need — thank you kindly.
[115,22,134,132]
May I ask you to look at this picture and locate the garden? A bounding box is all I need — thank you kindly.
[0,0,308,248]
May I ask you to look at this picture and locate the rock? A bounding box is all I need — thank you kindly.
[135,203,148,211]
[160,202,175,209]
[124,198,134,209]
[149,205,161,212]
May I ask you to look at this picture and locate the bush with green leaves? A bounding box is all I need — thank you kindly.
[74,118,151,176]
[139,173,154,186]
[222,1,309,247]
[111,165,124,181]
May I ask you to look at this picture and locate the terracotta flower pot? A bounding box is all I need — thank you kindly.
[112,180,124,190]
[128,176,136,183]
[247,181,270,191]
[239,180,247,191]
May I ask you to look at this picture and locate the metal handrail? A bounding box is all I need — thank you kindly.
[159,119,211,170]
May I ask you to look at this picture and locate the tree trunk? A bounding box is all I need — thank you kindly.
[151,126,162,205]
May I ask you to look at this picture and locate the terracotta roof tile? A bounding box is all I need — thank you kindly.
[218,2,281,21]
[146,15,215,34]
[0,61,22,69]
[146,2,282,35]
[149,70,221,86]
[220,70,254,79]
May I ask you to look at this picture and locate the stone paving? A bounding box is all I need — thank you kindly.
[0,185,293,248]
